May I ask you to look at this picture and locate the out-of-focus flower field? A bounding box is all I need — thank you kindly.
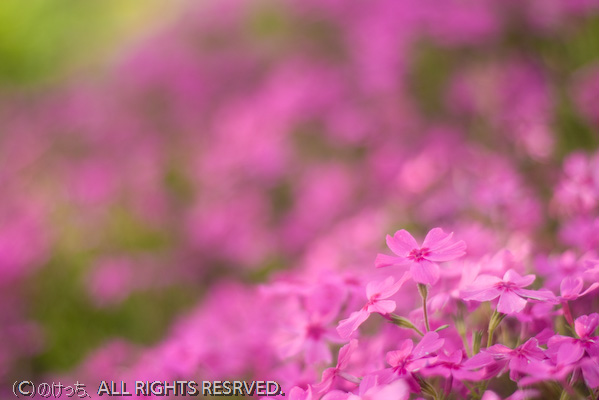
[0,0,598,399]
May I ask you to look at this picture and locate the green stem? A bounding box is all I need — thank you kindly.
[418,283,430,332]
[487,310,505,348]
[475,310,506,399]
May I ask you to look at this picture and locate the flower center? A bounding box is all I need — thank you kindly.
[408,247,431,262]
[306,324,325,340]
[495,281,517,290]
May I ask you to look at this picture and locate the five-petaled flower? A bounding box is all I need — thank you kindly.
[460,269,556,314]
[375,228,466,285]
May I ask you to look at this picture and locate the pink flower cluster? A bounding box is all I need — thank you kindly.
[0,0,598,398]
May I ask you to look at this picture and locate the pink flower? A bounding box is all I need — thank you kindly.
[559,276,599,301]
[464,338,546,381]
[321,375,409,400]
[314,339,360,394]
[460,269,556,314]
[273,386,314,400]
[481,389,540,400]
[337,274,410,339]
[387,332,445,375]
[545,315,599,388]
[421,350,485,384]
[548,314,599,365]
[377,332,444,391]
[518,360,574,387]
[375,228,467,285]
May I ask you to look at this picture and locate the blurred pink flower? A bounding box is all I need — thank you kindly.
[337,274,410,339]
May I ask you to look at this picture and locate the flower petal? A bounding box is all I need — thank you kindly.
[503,269,535,287]
[387,230,418,256]
[560,276,583,299]
[497,291,527,314]
[375,253,412,268]
[377,271,411,298]
[556,341,584,365]
[575,313,599,339]
[410,259,440,285]
[386,340,414,367]
[514,288,556,302]
[368,299,396,314]
[412,331,444,359]
[337,339,358,369]
[337,310,370,339]
[423,228,467,262]
[463,352,496,369]
[422,227,452,250]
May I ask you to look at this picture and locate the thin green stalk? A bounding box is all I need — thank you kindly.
[474,310,506,399]
[418,283,430,332]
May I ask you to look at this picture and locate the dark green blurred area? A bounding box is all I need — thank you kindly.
[0,0,195,374]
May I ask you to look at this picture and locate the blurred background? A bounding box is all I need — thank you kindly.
[0,0,597,395]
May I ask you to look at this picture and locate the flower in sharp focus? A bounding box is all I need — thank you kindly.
[420,349,485,384]
[375,331,444,391]
[547,314,599,366]
[375,228,467,285]
[559,276,599,301]
[460,269,556,314]
[464,337,547,381]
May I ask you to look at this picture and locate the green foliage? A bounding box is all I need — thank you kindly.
[28,251,197,373]
[0,0,165,86]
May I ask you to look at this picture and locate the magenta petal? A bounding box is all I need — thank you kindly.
[560,276,584,298]
[485,343,513,357]
[481,391,502,400]
[427,240,467,262]
[375,253,411,268]
[460,276,502,301]
[503,269,536,287]
[556,341,584,365]
[410,260,440,285]
[365,380,409,400]
[313,368,336,394]
[575,313,599,338]
[320,390,350,400]
[386,340,414,366]
[289,386,314,400]
[580,282,599,297]
[412,331,444,359]
[337,310,369,339]
[368,299,396,314]
[509,355,532,372]
[337,339,358,369]
[387,230,419,256]
[423,228,467,261]
[514,288,556,302]
[376,271,411,298]
[581,357,599,388]
[422,227,452,249]
[460,287,501,302]
[365,276,394,298]
[465,274,503,290]
[497,291,527,314]
[463,352,496,369]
